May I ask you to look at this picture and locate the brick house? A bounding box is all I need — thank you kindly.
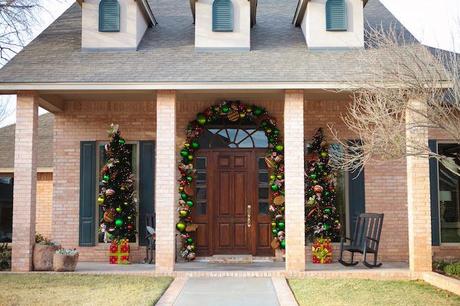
[0,0,458,272]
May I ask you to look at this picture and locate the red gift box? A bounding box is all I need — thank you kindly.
[109,239,130,264]
[312,237,333,264]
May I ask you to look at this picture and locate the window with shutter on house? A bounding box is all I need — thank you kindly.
[326,0,348,32]
[213,0,234,32]
[99,0,121,32]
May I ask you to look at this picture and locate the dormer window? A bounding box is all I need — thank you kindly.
[326,0,347,31]
[99,0,121,32]
[212,0,234,32]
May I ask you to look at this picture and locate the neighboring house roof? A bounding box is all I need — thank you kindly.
[0,113,54,170]
[0,0,413,85]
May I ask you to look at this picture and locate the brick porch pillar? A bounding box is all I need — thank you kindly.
[155,90,177,272]
[11,93,39,271]
[406,98,432,272]
[284,90,306,272]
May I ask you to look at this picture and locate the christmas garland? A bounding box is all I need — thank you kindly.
[177,101,286,260]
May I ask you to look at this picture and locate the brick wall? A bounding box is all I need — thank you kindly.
[52,100,156,262]
[35,172,53,238]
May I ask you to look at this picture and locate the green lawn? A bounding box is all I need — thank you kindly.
[0,274,172,306]
[289,279,460,306]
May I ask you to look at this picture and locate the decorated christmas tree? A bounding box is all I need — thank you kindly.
[305,128,341,245]
[98,124,137,245]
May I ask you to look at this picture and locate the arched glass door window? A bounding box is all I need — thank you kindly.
[198,124,269,149]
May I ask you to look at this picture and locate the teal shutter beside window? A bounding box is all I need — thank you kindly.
[99,0,120,32]
[138,141,155,246]
[213,0,234,32]
[347,140,365,236]
[79,141,96,246]
[326,0,347,31]
[429,139,440,246]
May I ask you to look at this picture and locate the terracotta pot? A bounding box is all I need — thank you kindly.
[33,244,61,271]
[53,253,79,272]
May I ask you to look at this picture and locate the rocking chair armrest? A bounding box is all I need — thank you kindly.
[365,236,379,243]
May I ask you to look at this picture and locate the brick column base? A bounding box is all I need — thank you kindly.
[12,93,38,272]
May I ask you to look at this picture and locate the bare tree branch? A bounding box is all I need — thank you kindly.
[328,25,460,175]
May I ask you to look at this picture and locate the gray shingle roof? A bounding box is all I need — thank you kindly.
[0,113,54,169]
[0,0,411,84]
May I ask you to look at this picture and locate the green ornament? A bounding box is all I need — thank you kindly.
[280,240,286,249]
[271,184,279,192]
[197,113,207,125]
[325,191,330,197]
[116,207,122,213]
[186,238,193,244]
[180,149,189,157]
[273,129,280,135]
[269,174,276,180]
[310,173,317,180]
[187,154,193,161]
[176,221,186,232]
[323,223,331,230]
[277,222,285,230]
[186,200,194,207]
[97,196,104,205]
[186,176,193,182]
[179,210,189,217]
[119,139,126,145]
[115,219,123,227]
[320,152,328,158]
[191,140,200,149]
[324,208,332,214]
[180,192,188,200]
[254,107,263,116]
[272,228,278,235]
[103,174,110,181]
[275,144,284,152]
[221,105,230,113]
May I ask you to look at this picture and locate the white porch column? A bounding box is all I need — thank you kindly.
[155,90,177,272]
[406,98,432,273]
[11,92,38,272]
[284,90,306,272]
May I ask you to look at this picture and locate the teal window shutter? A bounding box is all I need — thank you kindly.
[347,140,365,236]
[79,141,96,246]
[429,139,440,246]
[99,0,120,32]
[326,0,348,31]
[213,0,233,32]
[138,141,155,246]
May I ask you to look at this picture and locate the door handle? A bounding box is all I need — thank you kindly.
[247,204,251,228]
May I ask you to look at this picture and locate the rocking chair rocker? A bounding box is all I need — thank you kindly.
[144,213,156,264]
[338,213,384,268]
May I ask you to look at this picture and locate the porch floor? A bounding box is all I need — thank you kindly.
[74,261,412,279]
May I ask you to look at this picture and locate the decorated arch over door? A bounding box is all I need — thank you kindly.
[176,101,286,260]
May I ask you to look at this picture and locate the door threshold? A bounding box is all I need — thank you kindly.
[195,255,277,264]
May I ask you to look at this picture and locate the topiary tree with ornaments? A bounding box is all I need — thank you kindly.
[98,124,137,244]
[305,128,341,263]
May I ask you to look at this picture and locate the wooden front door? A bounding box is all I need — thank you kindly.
[192,149,273,256]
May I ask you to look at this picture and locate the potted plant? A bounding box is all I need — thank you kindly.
[33,233,60,271]
[53,248,79,272]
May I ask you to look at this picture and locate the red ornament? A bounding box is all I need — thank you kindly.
[313,185,323,193]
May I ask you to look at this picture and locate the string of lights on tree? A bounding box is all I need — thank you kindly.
[305,128,341,243]
[177,101,286,261]
[98,124,137,244]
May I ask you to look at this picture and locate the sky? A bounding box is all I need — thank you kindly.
[0,0,459,127]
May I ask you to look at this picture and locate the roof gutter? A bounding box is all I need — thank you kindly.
[0,81,453,92]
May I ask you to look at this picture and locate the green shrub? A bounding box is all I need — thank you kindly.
[443,262,460,276]
[0,243,11,271]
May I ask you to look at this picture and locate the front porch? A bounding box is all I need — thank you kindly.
[10,89,433,274]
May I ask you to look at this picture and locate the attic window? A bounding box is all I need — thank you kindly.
[212,0,234,32]
[326,0,348,31]
[99,0,121,32]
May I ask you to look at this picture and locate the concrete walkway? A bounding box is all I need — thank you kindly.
[156,276,298,306]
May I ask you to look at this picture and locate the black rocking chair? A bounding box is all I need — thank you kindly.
[144,213,156,264]
[339,213,384,268]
